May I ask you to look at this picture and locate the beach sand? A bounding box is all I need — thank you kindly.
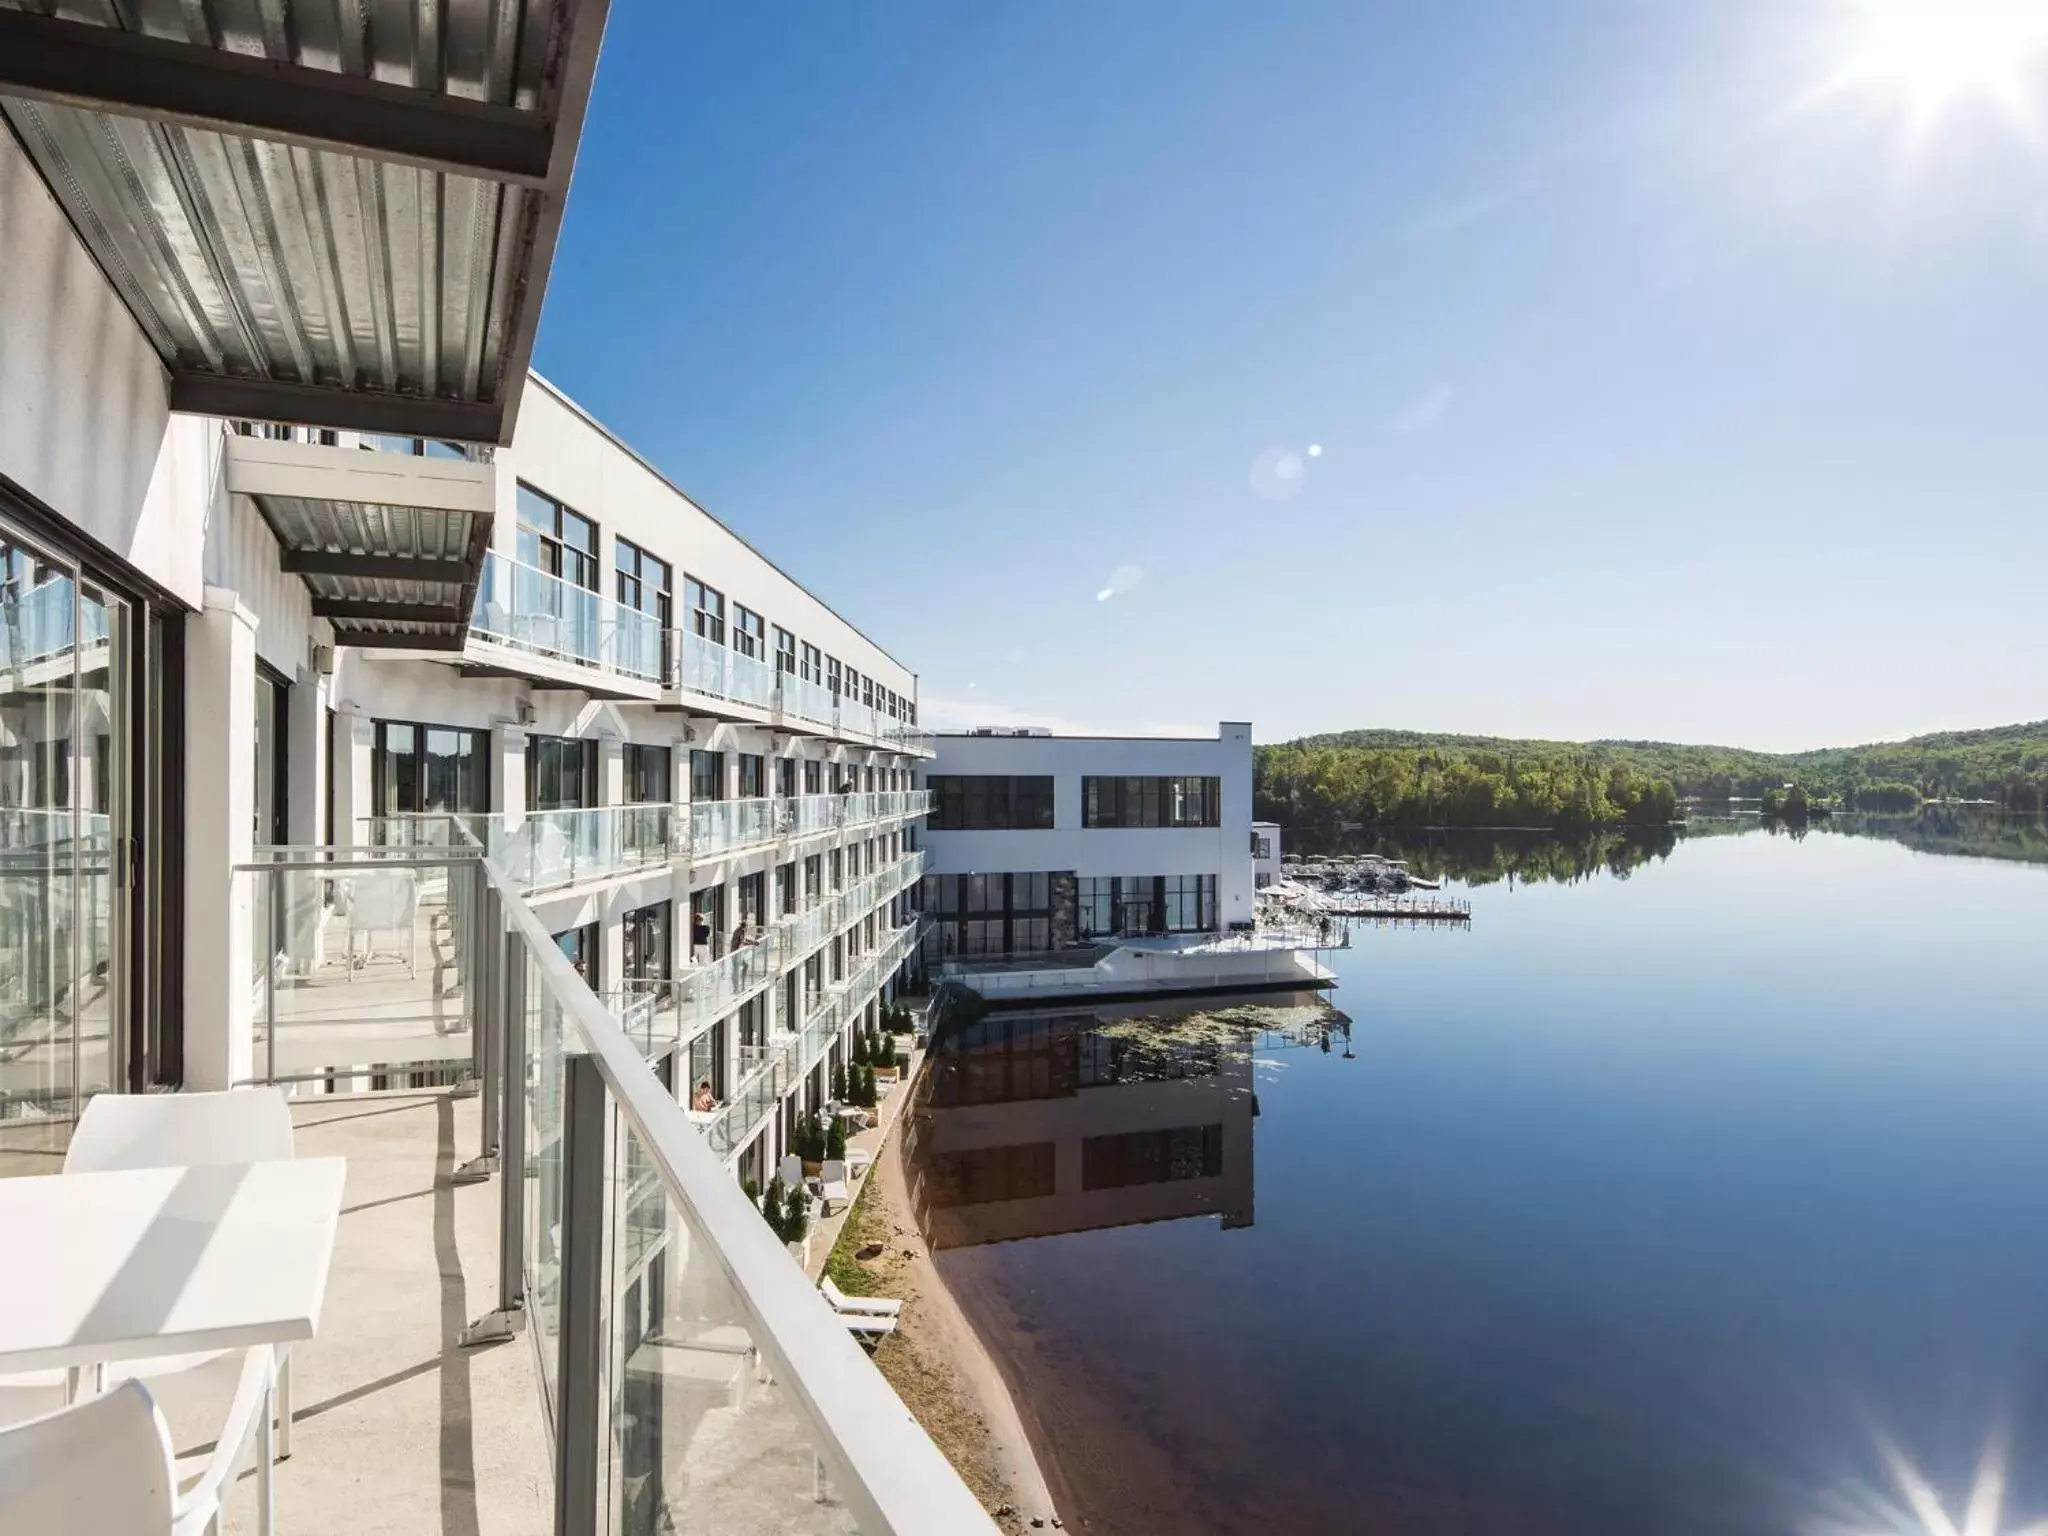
[832,1125,1062,1534]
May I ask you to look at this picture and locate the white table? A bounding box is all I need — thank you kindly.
[0,1158,347,1374]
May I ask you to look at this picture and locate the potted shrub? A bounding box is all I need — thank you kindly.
[851,1030,870,1068]
[758,1175,783,1234]
[830,1062,848,1103]
[778,1181,812,1264]
[798,1112,826,1176]
[826,1114,847,1162]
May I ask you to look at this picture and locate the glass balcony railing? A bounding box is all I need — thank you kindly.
[471,551,664,683]
[482,805,680,891]
[669,629,779,709]
[229,838,986,1532]
[689,796,778,860]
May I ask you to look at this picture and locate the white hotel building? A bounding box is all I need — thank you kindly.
[0,9,1309,1530]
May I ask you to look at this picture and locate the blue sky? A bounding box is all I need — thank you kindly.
[534,1,2048,750]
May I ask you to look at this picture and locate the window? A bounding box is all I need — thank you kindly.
[615,538,672,627]
[776,757,797,798]
[775,861,797,916]
[737,753,765,800]
[803,854,822,903]
[922,872,1057,957]
[623,901,671,983]
[622,744,670,804]
[927,776,1054,830]
[863,675,876,709]
[684,576,725,645]
[802,759,822,796]
[516,484,597,590]
[1082,1125,1223,1191]
[1163,874,1217,932]
[554,922,601,989]
[801,642,821,683]
[737,871,765,932]
[372,721,489,818]
[689,749,724,802]
[927,1143,1057,1207]
[733,605,765,661]
[1081,776,1220,828]
[1075,875,1215,937]
[774,626,797,675]
[829,848,843,891]
[528,736,596,811]
[826,657,842,697]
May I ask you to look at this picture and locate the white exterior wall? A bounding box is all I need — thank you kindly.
[1252,821,1283,888]
[0,131,201,605]
[504,380,919,711]
[921,723,1256,930]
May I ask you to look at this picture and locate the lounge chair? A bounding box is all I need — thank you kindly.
[821,1276,902,1318]
[816,1158,849,1214]
[837,1312,897,1338]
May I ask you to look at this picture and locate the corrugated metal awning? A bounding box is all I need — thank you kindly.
[0,0,607,447]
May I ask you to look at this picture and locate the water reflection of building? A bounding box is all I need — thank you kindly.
[908,993,1334,1250]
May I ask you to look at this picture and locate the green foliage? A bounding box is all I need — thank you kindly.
[1267,721,2048,818]
[794,1112,827,1164]
[830,1063,848,1102]
[826,1114,847,1161]
[758,1176,784,1231]
[1256,738,1680,835]
[850,1030,869,1068]
[1761,784,1832,820]
[778,1184,810,1245]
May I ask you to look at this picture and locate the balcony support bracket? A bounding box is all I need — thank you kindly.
[458,1305,526,1349]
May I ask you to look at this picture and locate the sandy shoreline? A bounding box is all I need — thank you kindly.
[813,1056,1063,1533]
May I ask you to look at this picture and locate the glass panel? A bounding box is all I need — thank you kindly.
[0,555,75,1124]
[252,853,479,1083]
[74,581,124,1102]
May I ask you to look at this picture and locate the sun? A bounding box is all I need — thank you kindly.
[1837,0,2048,119]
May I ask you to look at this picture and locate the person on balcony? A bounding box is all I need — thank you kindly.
[692,912,711,963]
[691,1081,717,1113]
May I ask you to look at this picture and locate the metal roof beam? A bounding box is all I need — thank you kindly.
[170,375,504,443]
[0,11,552,187]
[330,628,466,652]
[311,599,466,623]
[281,550,473,581]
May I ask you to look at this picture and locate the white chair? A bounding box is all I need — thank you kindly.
[60,1090,300,1460]
[816,1159,850,1214]
[777,1153,805,1193]
[345,869,418,978]
[845,1146,873,1182]
[820,1276,902,1318]
[837,1312,896,1339]
[0,1355,276,1536]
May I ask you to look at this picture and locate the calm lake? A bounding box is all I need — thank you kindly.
[911,815,2048,1534]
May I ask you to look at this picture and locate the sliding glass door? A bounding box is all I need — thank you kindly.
[0,540,133,1130]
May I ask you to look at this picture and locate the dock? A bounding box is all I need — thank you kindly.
[1316,896,1472,924]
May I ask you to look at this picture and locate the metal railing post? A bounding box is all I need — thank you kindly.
[456,865,500,1179]
[265,866,281,1083]
[461,896,527,1346]
[554,1051,607,1536]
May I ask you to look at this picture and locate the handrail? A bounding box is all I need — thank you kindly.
[483,849,994,1533]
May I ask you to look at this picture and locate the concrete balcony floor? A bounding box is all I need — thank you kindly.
[226,1094,551,1536]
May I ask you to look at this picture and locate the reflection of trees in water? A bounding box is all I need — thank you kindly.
[1815,807,2048,865]
[1292,809,2048,880]
[1294,826,1679,887]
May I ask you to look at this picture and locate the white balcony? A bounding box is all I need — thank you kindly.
[191,842,988,1535]
[466,551,665,698]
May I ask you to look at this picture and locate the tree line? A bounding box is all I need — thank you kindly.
[1255,742,1681,834]
[1273,721,2048,816]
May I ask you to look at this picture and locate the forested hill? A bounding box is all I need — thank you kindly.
[1256,722,2048,833]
